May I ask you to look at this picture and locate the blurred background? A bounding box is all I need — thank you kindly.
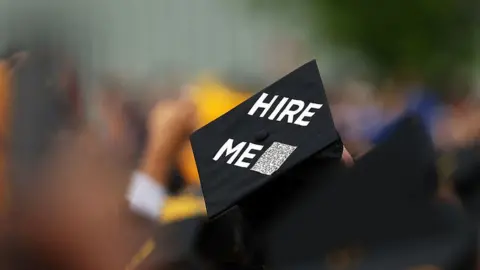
[0,0,477,188]
[0,0,478,148]
[0,0,478,188]
[0,0,478,268]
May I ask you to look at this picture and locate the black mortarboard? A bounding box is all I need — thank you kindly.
[141,209,258,270]
[452,144,480,222]
[198,205,265,269]
[141,216,209,270]
[263,115,477,270]
[190,60,343,219]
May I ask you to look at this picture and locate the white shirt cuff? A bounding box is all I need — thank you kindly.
[126,171,167,221]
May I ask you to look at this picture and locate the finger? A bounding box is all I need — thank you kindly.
[341,146,354,167]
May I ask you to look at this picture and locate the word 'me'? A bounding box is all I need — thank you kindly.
[247,93,323,126]
[213,138,297,175]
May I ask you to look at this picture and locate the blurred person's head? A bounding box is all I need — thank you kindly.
[440,100,480,150]
[340,80,377,107]
[376,89,407,117]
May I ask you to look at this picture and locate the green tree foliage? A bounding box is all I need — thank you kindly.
[251,0,478,86]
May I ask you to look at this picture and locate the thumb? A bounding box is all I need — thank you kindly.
[342,146,354,167]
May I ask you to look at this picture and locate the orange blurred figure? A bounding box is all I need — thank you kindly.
[177,77,252,186]
[0,55,14,215]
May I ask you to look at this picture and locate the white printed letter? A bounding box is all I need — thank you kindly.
[277,99,305,124]
[235,143,264,168]
[213,139,246,164]
[248,93,278,118]
[268,97,289,120]
[294,103,323,126]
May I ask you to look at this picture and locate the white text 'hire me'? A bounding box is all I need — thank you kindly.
[213,138,297,175]
[247,93,322,126]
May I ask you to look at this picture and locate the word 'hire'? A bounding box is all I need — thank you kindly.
[213,138,297,176]
[247,93,323,126]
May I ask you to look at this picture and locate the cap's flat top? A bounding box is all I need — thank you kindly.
[190,60,340,218]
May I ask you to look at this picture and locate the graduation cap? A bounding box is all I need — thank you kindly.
[190,60,343,219]
[262,115,477,270]
[451,144,480,222]
[140,210,260,270]
[140,216,209,270]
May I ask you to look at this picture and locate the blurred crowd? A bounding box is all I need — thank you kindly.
[0,18,477,269]
[331,80,480,157]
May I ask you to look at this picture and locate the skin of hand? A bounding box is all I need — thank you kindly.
[139,98,197,185]
[342,146,354,166]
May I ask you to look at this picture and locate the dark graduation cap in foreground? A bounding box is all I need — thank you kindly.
[451,144,480,222]
[140,216,209,270]
[191,60,343,219]
[263,115,477,270]
[140,211,264,270]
